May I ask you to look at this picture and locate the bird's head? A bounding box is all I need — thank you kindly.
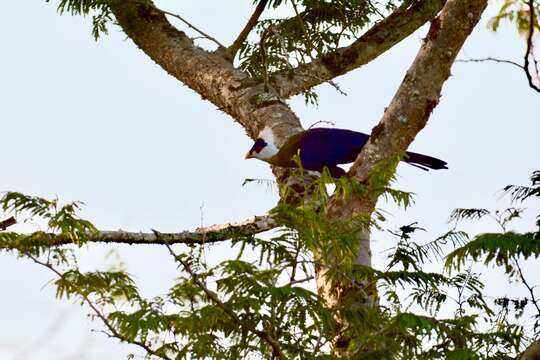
[245,127,279,162]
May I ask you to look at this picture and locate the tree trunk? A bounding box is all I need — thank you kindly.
[318,0,487,354]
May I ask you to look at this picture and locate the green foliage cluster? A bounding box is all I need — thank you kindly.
[47,0,113,40]
[2,170,539,359]
[238,0,395,74]
[489,0,540,36]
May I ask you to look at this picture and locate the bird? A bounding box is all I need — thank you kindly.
[245,127,448,178]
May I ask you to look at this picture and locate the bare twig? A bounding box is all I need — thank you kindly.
[163,242,287,360]
[0,215,277,247]
[227,0,268,60]
[524,0,540,92]
[307,120,336,129]
[458,0,540,94]
[456,57,524,70]
[513,256,540,316]
[129,0,225,49]
[0,216,16,230]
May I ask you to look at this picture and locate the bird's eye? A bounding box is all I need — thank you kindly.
[252,139,267,153]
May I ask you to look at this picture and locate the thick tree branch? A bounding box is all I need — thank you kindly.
[227,0,268,61]
[331,0,487,220]
[1,216,276,248]
[273,0,447,98]
[456,56,524,70]
[107,0,303,145]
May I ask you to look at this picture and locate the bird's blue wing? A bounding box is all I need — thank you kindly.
[299,128,369,170]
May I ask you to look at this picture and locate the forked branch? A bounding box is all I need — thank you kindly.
[273,0,447,98]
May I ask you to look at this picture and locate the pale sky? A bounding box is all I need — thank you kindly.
[1,1,539,359]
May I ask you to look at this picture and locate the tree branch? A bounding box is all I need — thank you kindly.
[524,0,540,92]
[1,216,276,248]
[227,0,268,60]
[0,216,16,231]
[273,0,447,98]
[456,56,524,70]
[143,1,225,49]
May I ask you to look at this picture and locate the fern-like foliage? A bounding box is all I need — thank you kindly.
[3,172,540,358]
[445,232,540,272]
[46,0,113,39]
[489,0,540,36]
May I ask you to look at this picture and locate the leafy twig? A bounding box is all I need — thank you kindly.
[456,57,524,70]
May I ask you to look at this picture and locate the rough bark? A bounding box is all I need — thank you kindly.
[273,0,447,98]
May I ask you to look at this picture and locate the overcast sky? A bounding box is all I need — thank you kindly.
[1,1,539,359]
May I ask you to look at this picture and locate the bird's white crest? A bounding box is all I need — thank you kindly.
[252,127,279,161]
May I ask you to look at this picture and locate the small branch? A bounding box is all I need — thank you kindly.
[458,0,540,94]
[129,0,225,49]
[0,216,16,231]
[285,276,314,287]
[227,0,268,60]
[456,57,524,70]
[513,256,540,316]
[290,0,320,57]
[524,0,540,92]
[164,243,287,359]
[1,216,277,247]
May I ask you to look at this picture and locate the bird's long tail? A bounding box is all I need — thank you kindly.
[404,151,448,171]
